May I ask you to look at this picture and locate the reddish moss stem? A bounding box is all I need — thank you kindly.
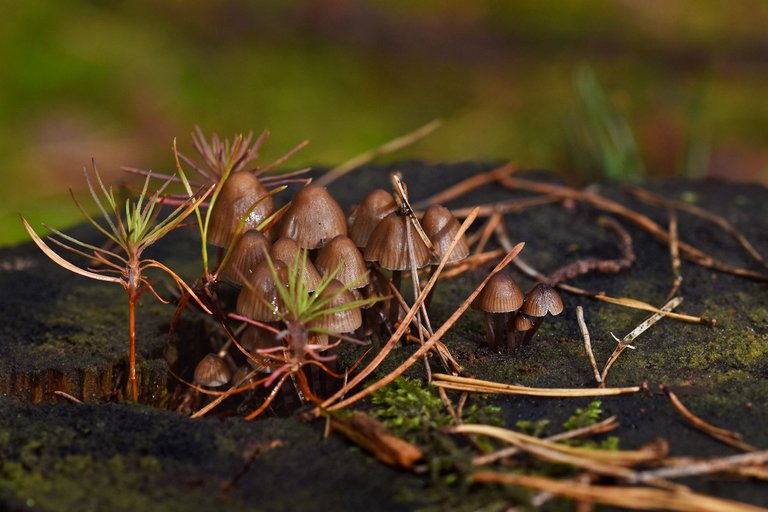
[128,287,138,401]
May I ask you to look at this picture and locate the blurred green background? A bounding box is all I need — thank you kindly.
[3,1,768,245]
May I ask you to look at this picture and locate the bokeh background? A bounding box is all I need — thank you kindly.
[3,1,768,245]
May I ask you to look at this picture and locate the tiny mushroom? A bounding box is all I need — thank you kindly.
[314,235,369,291]
[236,260,289,323]
[308,279,363,336]
[277,184,347,249]
[364,212,431,326]
[472,272,524,351]
[221,229,270,285]
[520,282,564,343]
[421,204,469,309]
[269,238,321,292]
[194,353,232,388]
[348,189,397,248]
[208,171,275,248]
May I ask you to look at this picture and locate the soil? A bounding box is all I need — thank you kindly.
[1,162,767,511]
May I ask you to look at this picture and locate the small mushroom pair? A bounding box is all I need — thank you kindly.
[473,276,563,350]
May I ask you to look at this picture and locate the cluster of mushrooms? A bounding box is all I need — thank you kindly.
[187,157,563,398]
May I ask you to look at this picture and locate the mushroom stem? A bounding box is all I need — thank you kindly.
[493,313,507,351]
[506,313,520,349]
[389,269,402,327]
[523,317,545,344]
[484,313,497,351]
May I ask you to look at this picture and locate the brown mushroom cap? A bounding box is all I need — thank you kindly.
[514,313,535,331]
[473,273,524,313]
[348,189,397,248]
[309,279,362,334]
[236,260,289,322]
[208,171,275,248]
[269,238,321,292]
[521,283,564,317]
[194,354,231,387]
[222,230,270,285]
[364,212,431,270]
[314,235,369,289]
[421,204,469,264]
[276,185,347,249]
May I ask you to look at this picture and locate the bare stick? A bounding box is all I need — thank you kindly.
[474,211,502,255]
[315,119,443,187]
[664,387,755,452]
[54,390,83,404]
[450,195,560,219]
[600,297,682,385]
[577,306,602,384]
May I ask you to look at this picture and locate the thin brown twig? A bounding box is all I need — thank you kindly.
[474,211,502,255]
[54,390,83,404]
[576,306,602,385]
[627,186,768,270]
[449,195,561,219]
[664,386,756,452]
[412,162,518,209]
[600,297,682,386]
[546,216,635,286]
[667,207,683,301]
[470,472,768,512]
[498,174,768,281]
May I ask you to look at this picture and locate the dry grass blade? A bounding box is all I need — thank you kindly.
[594,295,710,324]
[472,416,619,466]
[627,186,768,270]
[470,472,768,512]
[450,424,668,467]
[315,208,482,413]
[632,450,768,483]
[412,162,517,209]
[664,387,756,452]
[329,412,422,469]
[600,297,682,385]
[577,306,602,384]
[324,236,524,413]
[435,249,504,280]
[667,208,683,300]
[432,374,640,397]
[315,119,443,187]
[498,174,768,281]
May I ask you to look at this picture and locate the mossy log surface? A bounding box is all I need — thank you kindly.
[1,162,767,511]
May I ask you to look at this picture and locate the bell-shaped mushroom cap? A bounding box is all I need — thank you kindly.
[222,230,270,285]
[309,279,362,334]
[277,185,347,249]
[364,213,431,270]
[315,235,369,289]
[208,171,275,248]
[231,365,258,386]
[514,313,535,331]
[348,189,397,248]
[240,325,280,353]
[421,204,469,264]
[473,273,524,313]
[236,260,289,322]
[521,283,564,317]
[194,354,231,387]
[269,238,321,292]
